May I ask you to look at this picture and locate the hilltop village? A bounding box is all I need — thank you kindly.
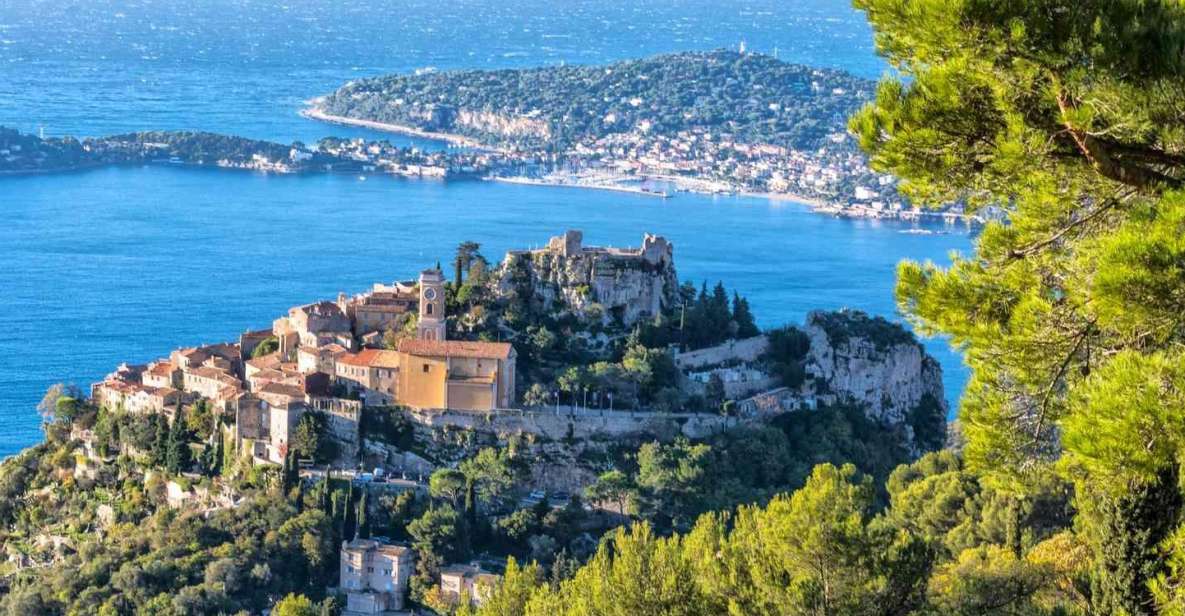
[9,230,948,614]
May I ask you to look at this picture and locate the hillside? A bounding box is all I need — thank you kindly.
[315,50,871,152]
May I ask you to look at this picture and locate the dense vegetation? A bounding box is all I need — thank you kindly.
[14,2,1185,613]
[318,50,870,151]
[440,1,1185,614]
[464,455,1077,616]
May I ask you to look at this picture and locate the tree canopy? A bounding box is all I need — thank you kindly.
[850,0,1185,611]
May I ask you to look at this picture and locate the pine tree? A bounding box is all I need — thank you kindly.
[731,292,759,338]
[851,0,1185,606]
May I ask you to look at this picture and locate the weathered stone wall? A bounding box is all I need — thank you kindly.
[674,335,770,370]
[406,407,736,442]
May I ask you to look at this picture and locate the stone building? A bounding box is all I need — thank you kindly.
[298,342,349,375]
[337,281,417,337]
[274,300,353,357]
[395,339,515,411]
[339,539,415,614]
[334,349,401,406]
[439,563,500,607]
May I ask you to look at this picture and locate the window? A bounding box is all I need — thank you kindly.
[425,303,433,316]
[367,567,374,573]
[422,364,431,373]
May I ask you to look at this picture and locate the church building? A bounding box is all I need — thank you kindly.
[393,268,516,412]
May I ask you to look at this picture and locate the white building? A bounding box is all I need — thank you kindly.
[340,539,415,614]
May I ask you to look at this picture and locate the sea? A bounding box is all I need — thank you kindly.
[0,0,973,457]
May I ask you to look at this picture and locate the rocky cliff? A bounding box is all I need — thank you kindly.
[802,309,947,451]
[491,230,678,328]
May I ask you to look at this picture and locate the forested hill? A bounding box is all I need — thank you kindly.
[315,50,872,151]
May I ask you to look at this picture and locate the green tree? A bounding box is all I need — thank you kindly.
[459,447,519,511]
[429,468,468,508]
[852,0,1185,606]
[251,336,279,359]
[475,557,543,616]
[291,411,330,462]
[165,413,190,474]
[583,470,634,517]
[408,505,465,599]
[357,490,370,539]
[273,593,317,616]
[731,291,759,338]
[455,241,481,288]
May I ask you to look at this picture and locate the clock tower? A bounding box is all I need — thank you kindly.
[417,268,447,341]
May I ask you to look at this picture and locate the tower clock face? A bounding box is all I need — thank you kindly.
[424,288,437,301]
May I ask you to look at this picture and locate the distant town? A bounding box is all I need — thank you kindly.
[0,50,985,224]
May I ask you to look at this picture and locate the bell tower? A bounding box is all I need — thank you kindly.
[417,268,447,341]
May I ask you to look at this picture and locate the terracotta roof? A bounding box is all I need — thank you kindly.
[367,350,401,368]
[398,339,514,360]
[259,382,305,400]
[300,343,348,358]
[147,362,177,377]
[187,366,240,384]
[338,348,401,368]
[246,352,282,370]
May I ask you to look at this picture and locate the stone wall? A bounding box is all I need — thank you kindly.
[406,406,736,442]
[674,335,770,370]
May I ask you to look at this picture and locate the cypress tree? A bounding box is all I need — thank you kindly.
[152,415,169,467]
[165,412,189,474]
[343,481,357,540]
[319,477,331,515]
[732,292,759,338]
[357,491,369,539]
[1092,468,1184,615]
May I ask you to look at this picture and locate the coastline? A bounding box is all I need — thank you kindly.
[300,105,503,152]
[489,175,672,199]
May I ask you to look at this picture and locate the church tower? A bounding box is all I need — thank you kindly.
[417,268,447,341]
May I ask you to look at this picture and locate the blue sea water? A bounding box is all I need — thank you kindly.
[0,0,972,457]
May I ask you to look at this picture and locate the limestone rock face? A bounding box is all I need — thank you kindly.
[492,231,678,328]
[802,309,947,445]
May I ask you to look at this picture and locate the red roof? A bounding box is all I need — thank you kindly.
[338,349,400,368]
[398,339,514,360]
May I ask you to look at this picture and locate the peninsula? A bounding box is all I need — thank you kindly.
[310,50,972,221]
[0,127,494,179]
